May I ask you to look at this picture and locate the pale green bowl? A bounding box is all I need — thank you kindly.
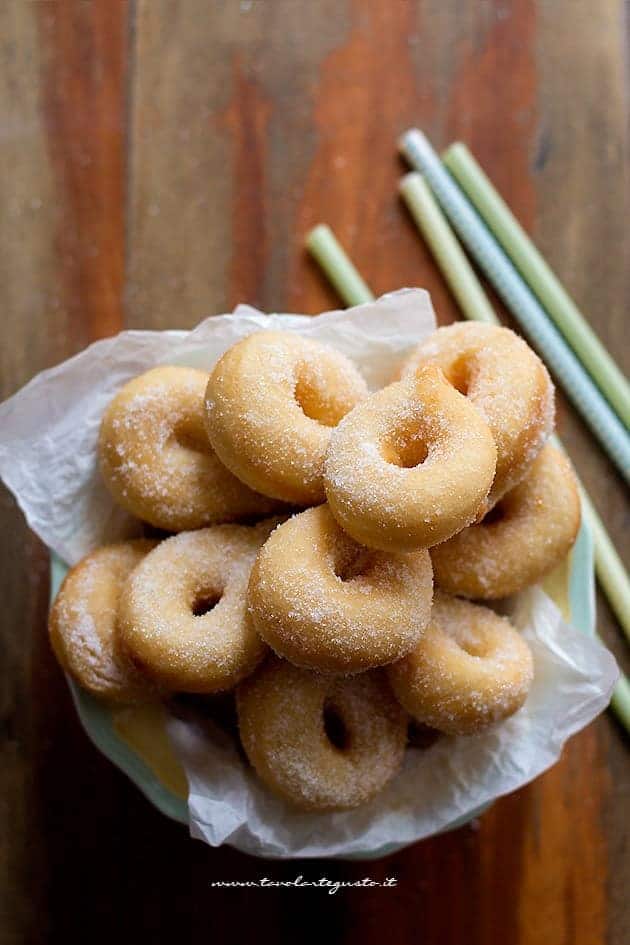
[49,514,595,856]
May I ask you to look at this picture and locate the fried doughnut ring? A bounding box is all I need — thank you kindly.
[49,540,158,704]
[248,505,433,674]
[118,521,278,693]
[431,444,581,599]
[388,593,534,735]
[204,331,368,505]
[324,364,497,551]
[237,659,408,810]
[99,366,282,531]
[400,323,555,507]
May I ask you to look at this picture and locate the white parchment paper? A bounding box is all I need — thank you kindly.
[170,588,616,858]
[0,290,428,564]
[0,289,618,859]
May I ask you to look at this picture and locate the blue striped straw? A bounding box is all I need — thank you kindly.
[399,129,630,485]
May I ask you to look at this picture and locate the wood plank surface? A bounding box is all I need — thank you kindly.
[1,2,628,943]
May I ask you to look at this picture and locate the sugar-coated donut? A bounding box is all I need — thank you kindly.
[248,505,433,674]
[388,593,534,735]
[431,444,581,599]
[49,540,159,704]
[99,366,282,531]
[204,331,368,505]
[118,521,279,693]
[237,659,407,810]
[324,364,497,551]
[400,323,555,507]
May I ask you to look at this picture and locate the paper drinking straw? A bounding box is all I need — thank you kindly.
[307,218,629,730]
[399,129,630,485]
[305,224,373,306]
[580,487,630,646]
[610,674,630,733]
[399,174,497,324]
[443,143,630,429]
[399,170,630,648]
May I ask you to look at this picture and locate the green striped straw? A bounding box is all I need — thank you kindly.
[443,143,630,429]
[306,216,629,733]
[399,129,630,485]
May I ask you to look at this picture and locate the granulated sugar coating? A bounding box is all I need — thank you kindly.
[99,365,283,531]
[204,331,368,505]
[324,364,497,551]
[387,592,534,735]
[431,443,581,600]
[15,290,607,841]
[248,505,433,674]
[49,540,159,704]
[237,659,408,811]
[400,322,555,509]
[118,520,282,693]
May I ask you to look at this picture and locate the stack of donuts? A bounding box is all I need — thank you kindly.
[50,322,581,812]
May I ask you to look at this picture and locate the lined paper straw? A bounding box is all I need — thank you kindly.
[399,174,497,324]
[397,176,629,730]
[399,129,630,485]
[305,224,373,306]
[306,218,629,732]
[443,143,630,429]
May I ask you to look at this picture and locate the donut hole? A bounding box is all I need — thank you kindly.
[381,434,429,469]
[294,358,356,428]
[481,501,507,526]
[333,545,374,582]
[323,700,351,751]
[173,420,210,454]
[125,649,150,674]
[444,356,473,396]
[191,590,222,617]
[293,375,340,427]
[408,720,442,750]
[456,633,491,658]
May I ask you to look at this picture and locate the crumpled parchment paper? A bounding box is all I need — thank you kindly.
[0,289,618,859]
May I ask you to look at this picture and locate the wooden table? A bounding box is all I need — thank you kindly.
[1,3,628,943]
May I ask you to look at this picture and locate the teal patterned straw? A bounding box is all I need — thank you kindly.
[443,143,630,429]
[399,129,630,485]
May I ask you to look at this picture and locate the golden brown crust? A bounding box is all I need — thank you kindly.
[324,365,497,551]
[237,659,407,810]
[400,323,555,508]
[204,331,368,505]
[99,365,283,531]
[248,505,433,674]
[49,540,159,704]
[431,444,581,599]
[118,520,280,693]
[388,593,534,735]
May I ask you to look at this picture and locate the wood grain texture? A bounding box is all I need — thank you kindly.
[1,4,130,944]
[0,2,628,943]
